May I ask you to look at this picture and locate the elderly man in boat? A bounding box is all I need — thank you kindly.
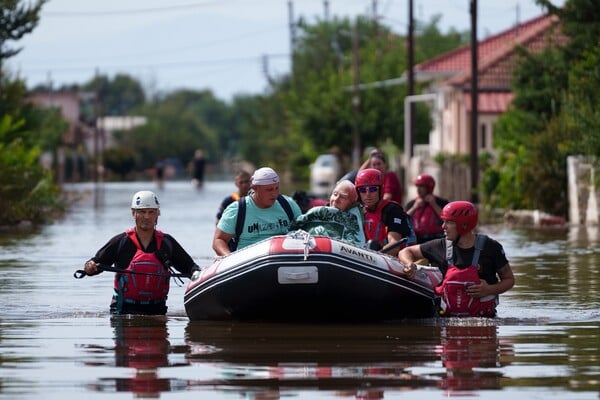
[291,180,366,246]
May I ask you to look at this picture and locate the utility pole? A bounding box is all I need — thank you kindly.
[351,24,361,170]
[288,1,296,62]
[470,0,479,204]
[323,0,329,21]
[407,0,415,159]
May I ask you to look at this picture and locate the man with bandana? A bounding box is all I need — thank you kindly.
[212,167,302,256]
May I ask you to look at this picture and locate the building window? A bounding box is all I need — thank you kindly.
[480,123,487,149]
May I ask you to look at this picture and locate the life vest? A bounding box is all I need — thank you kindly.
[114,228,170,302]
[412,202,444,237]
[435,234,497,317]
[363,199,415,248]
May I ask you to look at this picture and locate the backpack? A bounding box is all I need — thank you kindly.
[228,194,295,251]
[435,234,497,317]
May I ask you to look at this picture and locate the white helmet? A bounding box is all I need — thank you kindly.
[131,190,160,209]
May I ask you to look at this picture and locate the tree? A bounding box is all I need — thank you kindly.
[484,0,600,216]
[0,0,45,59]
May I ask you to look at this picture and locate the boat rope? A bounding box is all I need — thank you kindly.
[288,229,313,260]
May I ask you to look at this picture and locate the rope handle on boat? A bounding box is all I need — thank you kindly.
[73,264,188,279]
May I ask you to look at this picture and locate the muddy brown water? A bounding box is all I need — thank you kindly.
[0,181,598,400]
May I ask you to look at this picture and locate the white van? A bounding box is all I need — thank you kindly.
[310,154,343,197]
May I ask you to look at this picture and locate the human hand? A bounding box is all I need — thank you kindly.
[466,280,490,298]
[423,194,435,205]
[84,260,97,275]
[402,262,417,279]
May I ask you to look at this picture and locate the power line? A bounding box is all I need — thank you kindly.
[43,1,220,17]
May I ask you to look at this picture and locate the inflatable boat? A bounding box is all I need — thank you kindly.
[184,231,442,322]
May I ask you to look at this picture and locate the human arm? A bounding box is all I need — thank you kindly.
[383,231,404,256]
[424,194,444,216]
[397,244,425,279]
[466,263,515,298]
[163,235,201,278]
[405,198,424,216]
[212,227,234,256]
[83,233,126,275]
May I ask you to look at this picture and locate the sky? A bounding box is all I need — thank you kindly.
[6,0,565,102]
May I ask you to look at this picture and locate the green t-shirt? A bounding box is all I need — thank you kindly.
[217,194,302,250]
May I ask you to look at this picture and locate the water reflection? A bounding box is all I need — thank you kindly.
[83,316,190,397]
[183,320,515,399]
[434,323,514,395]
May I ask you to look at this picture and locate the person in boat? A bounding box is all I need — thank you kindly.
[290,180,366,246]
[359,149,403,205]
[397,201,515,317]
[405,173,449,243]
[212,167,302,256]
[215,169,251,224]
[356,168,416,256]
[83,190,200,315]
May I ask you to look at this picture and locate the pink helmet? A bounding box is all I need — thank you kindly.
[441,201,478,235]
[414,174,435,193]
[355,168,383,188]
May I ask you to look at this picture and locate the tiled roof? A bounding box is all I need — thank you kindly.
[416,13,568,91]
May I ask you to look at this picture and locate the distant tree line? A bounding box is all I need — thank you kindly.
[2,0,599,225]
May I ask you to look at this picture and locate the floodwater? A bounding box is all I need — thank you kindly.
[0,181,598,400]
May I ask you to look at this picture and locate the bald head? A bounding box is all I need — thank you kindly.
[329,180,358,211]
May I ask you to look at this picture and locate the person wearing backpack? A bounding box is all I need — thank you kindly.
[212,167,302,256]
[82,190,200,315]
[397,201,515,317]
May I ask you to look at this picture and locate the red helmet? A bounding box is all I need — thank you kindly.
[441,201,478,235]
[355,168,383,187]
[414,174,435,193]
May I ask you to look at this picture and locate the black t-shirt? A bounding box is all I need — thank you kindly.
[91,231,197,277]
[419,235,509,284]
[381,202,412,237]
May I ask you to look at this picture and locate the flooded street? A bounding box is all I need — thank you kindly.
[0,181,598,400]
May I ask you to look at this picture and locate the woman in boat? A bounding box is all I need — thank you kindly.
[398,201,515,317]
[357,168,416,256]
[405,173,449,243]
[82,190,200,315]
[291,180,366,246]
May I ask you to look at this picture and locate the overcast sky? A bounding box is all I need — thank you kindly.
[6,0,565,102]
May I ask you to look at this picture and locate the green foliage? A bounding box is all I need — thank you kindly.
[0,1,63,225]
[116,89,224,172]
[103,147,137,180]
[0,115,62,224]
[271,16,467,174]
[485,0,600,216]
[0,0,45,59]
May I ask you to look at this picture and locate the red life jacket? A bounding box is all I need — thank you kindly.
[114,228,170,301]
[363,199,394,244]
[412,202,444,237]
[364,199,416,248]
[435,234,497,317]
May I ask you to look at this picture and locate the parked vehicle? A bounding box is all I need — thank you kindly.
[310,154,343,197]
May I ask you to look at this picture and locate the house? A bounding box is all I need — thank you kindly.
[25,91,148,183]
[405,13,568,201]
[26,91,96,183]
